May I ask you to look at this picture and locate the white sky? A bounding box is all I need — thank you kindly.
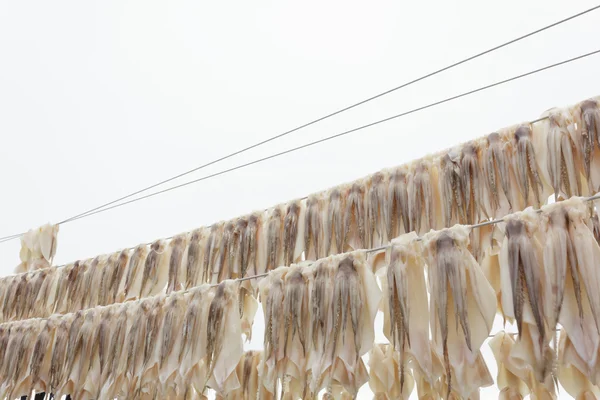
[1,0,599,398]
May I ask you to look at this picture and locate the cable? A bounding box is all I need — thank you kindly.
[51,4,600,225]
[1,49,599,244]
[55,49,600,224]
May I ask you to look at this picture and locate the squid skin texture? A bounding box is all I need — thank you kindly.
[283,201,301,266]
[485,132,512,213]
[460,143,481,224]
[579,100,600,185]
[367,172,387,248]
[344,183,366,249]
[388,168,409,240]
[326,188,344,256]
[505,218,545,343]
[305,195,322,260]
[513,125,543,208]
[266,208,283,272]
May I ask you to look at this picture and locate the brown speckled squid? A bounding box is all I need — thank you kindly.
[571,98,600,194]
[283,200,303,266]
[537,108,582,199]
[408,160,436,234]
[460,142,482,225]
[139,239,169,297]
[483,132,513,217]
[305,194,323,261]
[185,228,206,289]
[167,234,187,294]
[266,206,285,272]
[124,244,149,300]
[216,221,236,282]
[511,124,544,208]
[325,187,345,256]
[203,222,223,284]
[388,167,410,240]
[423,225,495,399]
[439,149,465,227]
[344,182,367,251]
[499,209,553,383]
[367,172,389,248]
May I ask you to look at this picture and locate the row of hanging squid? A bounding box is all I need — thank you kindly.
[3,95,600,325]
[2,196,600,399]
[0,253,380,400]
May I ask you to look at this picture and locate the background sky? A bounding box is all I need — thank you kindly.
[1,0,599,398]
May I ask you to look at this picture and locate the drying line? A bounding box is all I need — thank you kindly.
[1,50,599,245]
[53,4,600,225]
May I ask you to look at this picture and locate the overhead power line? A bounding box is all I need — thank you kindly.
[52,4,600,225]
[0,48,588,238]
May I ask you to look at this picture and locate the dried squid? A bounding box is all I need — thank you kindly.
[123,244,149,300]
[510,124,545,208]
[482,131,514,217]
[499,208,553,383]
[305,194,324,260]
[344,181,367,250]
[139,239,169,297]
[203,281,243,396]
[185,228,207,289]
[407,159,437,234]
[387,166,410,240]
[204,222,223,284]
[265,206,285,272]
[382,232,433,392]
[325,187,345,255]
[535,108,582,199]
[216,221,236,282]
[283,199,305,266]
[422,225,495,399]
[167,234,188,294]
[368,343,414,399]
[324,253,380,398]
[366,171,389,248]
[570,97,600,194]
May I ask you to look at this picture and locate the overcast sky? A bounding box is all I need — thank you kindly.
[1,0,599,398]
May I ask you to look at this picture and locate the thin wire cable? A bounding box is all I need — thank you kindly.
[57,49,600,225]
[1,51,599,245]
[50,4,600,225]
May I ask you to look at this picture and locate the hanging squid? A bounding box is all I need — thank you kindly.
[305,194,323,260]
[482,132,514,217]
[536,108,581,199]
[283,199,304,267]
[185,228,207,289]
[367,172,389,248]
[139,239,169,297]
[344,181,366,250]
[422,225,495,399]
[124,245,149,300]
[325,187,345,256]
[387,166,410,240]
[571,97,600,194]
[167,234,187,294]
[203,222,223,284]
[511,124,544,208]
[408,159,436,234]
[266,206,284,272]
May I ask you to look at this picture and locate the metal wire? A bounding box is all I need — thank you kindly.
[37,50,600,229]
[49,4,600,226]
